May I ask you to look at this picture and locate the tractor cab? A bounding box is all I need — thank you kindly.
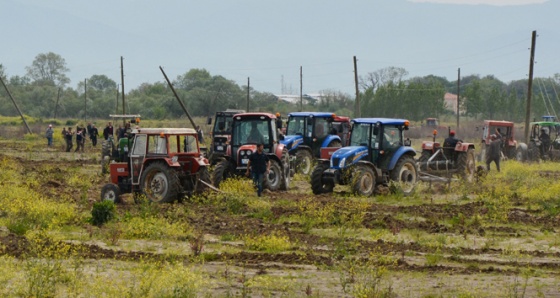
[517,121,560,161]
[281,112,348,175]
[312,118,417,196]
[208,109,245,164]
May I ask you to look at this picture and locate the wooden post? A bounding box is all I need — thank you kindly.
[0,76,32,134]
[246,77,250,112]
[354,56,360,118]
[457,68,460,129]
[121,56,126,126]
[525,30,537,143]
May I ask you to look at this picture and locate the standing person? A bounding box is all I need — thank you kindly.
[90,124,99,147]
[116,124,125,140]
[86,122,93,137]
[196,125,204,143]
[103,122,114,140]
[75,128,84,152]
[245,143,270,197]
[45,124,54,147]
[539,128,551,158]
[495,128,503,140]
[65,127,74,152]
[486,134,501,172]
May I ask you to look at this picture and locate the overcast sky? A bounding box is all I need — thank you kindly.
[1,0,557,95]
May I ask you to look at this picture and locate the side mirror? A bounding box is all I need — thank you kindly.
[206,117,212,125]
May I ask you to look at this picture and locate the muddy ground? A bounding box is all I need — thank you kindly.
[1,138,560,297]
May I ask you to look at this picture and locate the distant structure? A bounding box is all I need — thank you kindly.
[274,94,322,105]
[444,92,465,115]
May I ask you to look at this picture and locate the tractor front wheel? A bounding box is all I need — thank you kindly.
[311,163,334,194]
[390,156,418,195]
[140,162,181,203]
[212,160,235,189]
[101,183,121,203]
[264,160,283,191]
[295,149,313,175]
[352,164,376,196]
[194,166,212,194]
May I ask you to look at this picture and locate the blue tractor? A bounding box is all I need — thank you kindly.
[280,112,350,175]
[310,118,418,196]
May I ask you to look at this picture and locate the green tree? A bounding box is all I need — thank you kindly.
[26,52,70,87]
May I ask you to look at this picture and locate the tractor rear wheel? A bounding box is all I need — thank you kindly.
[295,149,313,175]
[311,163,334,194]
[140,162,181,203]
[516,146,527,162]
[212,160,235,189]
[390,156,418,196]
[417,150,431,163]
[328,140,342,148]
[456,149,476,183]
[101,183,121,203]
[264,160,283,191]
[352,164,375,196]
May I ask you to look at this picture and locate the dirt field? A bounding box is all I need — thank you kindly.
[1,135,560,297]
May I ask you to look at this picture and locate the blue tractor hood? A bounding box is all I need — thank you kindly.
[330,146,369,169]
[280,134,304,151]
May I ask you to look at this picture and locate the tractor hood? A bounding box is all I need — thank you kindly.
[280,135,304,151]
[330,146,368,169]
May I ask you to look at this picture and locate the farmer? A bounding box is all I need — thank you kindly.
[443,130,461,160]
[245,143,270,197]
[65,127,73,152]
[196,125,204,143]
[75,128,85,152]
[45,124,54,147]
[486,134,501,172]
[90,124,99,147]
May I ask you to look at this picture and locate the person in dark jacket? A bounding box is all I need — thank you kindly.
[245,143,270,197]
[75,128,84,152]
[65,127,74,152]
[90,124,99,146]
[486,134,501,172]
[103,122,114,140]
[443,130,461,160]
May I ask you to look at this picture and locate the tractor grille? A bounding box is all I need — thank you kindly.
[331,157,340,168]
[213,137,228,152]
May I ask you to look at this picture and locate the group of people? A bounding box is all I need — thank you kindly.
[46,122,105,152]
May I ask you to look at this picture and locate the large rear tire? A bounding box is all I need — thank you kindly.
[140,162,181,203]
[212,160,235,189]
[101,183,121,204]
[456,149,476,183]
[310,163,334,194]
[390,156,418,195]
[516,146,527,162]
[417,150,431,163]
[328,140,342,148]
[352,164,375,196]
[264,160,283,191]
[295,149,313,175]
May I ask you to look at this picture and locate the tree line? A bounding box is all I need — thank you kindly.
[1,53,559,123]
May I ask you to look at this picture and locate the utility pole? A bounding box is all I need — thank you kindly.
[84,79,87,123]
[457,68,460,129]
[525,30,537,143]
[0,76,32,134]
[353,56,360,118]
[246,77,250,112]
[299,66,303,112]
[116,84,120,114]
[120,56,126,126]
[54,87,61,119]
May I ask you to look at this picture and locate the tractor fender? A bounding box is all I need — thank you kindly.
[455,142,475,152]
[321,135,341,148]
[274,142,287,159]
[421,141,441,151]
[280,135,304,152]
[387,147,417,171]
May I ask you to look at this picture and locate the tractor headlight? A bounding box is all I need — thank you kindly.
[339,157,346,168]
[246,150,252,156]
[240,151,245,156]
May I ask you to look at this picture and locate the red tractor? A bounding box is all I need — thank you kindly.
[479,120,517,161]
[100,128,211,203]
[212,113,290,191]
[417,129,476,182]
